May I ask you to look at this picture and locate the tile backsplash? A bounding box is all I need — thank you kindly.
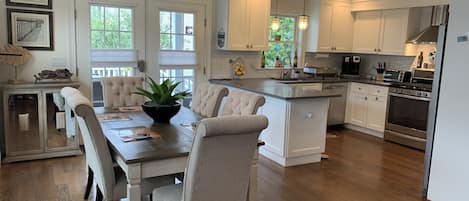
[210,44,438,79]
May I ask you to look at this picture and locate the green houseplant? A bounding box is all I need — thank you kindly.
[134,77,189,123]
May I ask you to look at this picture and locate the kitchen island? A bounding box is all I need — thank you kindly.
[211,79,342,167]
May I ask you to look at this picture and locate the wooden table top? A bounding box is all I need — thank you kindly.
[96,107,200,164]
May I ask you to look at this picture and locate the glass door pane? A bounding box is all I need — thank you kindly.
[44,91,77,150]
[6,93,42,154]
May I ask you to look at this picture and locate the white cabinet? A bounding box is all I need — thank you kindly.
[352,11,382,54]
[349,92,368,127]
[352,8,420,56]
[346,83,389,134]
[366,95,387,131]
[306,1,354,52]
[216,0,270,51]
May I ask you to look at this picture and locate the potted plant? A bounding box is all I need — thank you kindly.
[134,77,189,123]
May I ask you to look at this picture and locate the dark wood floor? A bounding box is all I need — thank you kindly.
[0,129,425,201]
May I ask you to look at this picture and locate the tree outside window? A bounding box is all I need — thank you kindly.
[90,5,133,49]
[264,16,296,67]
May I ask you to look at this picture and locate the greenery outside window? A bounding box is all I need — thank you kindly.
[90,5,137,106]
[90,5,133,49]
[265,16,296,67]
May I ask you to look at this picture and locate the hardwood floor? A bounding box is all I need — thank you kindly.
[0,129,425,201]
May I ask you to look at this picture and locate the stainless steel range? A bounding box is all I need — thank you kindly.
[384,83,432,150]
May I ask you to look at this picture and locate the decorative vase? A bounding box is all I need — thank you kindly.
[142,102,181,123]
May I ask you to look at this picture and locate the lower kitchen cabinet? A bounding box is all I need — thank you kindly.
[346,83,389,136]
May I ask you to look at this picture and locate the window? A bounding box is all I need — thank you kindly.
[265,16,296,67]
[159,11,196,94]
[90,5,137,106]
[90,5,133,49]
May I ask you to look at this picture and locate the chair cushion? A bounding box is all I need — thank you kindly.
[152,184,183,201]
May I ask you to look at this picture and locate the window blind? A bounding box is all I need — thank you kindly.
[159,50,197,69]
[90,49,138,67]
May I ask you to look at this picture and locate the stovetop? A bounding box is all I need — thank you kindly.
[388,82,433,92]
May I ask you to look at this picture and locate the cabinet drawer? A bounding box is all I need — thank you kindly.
[350,83,368,94]
[368,85,388,96]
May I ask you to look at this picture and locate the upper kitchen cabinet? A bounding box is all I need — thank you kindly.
[306,0,354,53]
[352,8,420,56]
[216,0,271,51]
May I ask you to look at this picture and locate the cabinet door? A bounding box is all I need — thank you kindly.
[317,3,334,51]
[4,91,44,156]
[352,11,381,54]
[349,92,368,127]
[331,5,354,52]
[227,0,249,50]
[366,95,388,132]
[247,0,270,50]
[44,91,79,152]
[379,9,409,55]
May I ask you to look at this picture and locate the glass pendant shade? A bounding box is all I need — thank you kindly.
[272,16,280,31]
[298,15,309,30]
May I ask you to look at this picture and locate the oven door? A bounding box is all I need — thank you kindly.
[386,93,430,139]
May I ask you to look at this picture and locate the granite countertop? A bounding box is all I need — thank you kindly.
[210,79,343,100]
[274,77,393,87]
[210,78,393,100]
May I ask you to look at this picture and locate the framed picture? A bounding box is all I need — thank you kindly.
[7,9,54,51]
[6,0,52,9]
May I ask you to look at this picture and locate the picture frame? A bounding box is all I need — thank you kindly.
[6,0,52,9]
[7,9,54,51]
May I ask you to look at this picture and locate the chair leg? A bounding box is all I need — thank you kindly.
[96,185,103,201]
[84,167,94,199]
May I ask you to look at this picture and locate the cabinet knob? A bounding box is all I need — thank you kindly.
[250,44,253,48]
[374,48,377,52]
[376,97,379,101]
[365,97,368,101]
[246,44,250,48]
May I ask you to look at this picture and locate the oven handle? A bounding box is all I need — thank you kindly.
[389,93,431,102]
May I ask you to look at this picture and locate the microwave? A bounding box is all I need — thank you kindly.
[383,70,402,82]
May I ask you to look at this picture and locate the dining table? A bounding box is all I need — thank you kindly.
[96,106,263,201]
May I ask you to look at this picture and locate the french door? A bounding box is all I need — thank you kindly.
[146,1,207,98]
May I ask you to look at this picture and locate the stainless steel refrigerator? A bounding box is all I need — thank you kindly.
[422,5,450,198]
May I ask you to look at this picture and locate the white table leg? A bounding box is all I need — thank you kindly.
[126,163,142,201]
[247,148,259,201]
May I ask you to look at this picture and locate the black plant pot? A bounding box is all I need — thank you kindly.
[142,102,181,123]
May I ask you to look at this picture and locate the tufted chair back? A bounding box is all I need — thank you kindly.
[182,115,269,201]
[191,83,228,118]
[221,90,266,116]
[101,76,145,108]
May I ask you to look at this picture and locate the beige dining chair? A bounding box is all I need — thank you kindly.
[61,87,172,201]
[221,89,266,116]
[101,76,145,108]
[191,83,228,118]
[151,115,269,201]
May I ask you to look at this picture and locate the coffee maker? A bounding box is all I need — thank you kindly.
[341,56,361,77]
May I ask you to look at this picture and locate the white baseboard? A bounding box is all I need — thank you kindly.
[344,124,384,138]
[260,146,321,167]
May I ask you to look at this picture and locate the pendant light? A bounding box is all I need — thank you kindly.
[272,0,280,31]
[298,0,309,30]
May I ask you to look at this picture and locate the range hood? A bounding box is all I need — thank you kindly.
[407,5,449,44]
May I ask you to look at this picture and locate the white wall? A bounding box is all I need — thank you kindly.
[0,0,76,82]
[427,0,469,200]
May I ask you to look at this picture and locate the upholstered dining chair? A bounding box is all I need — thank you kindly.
[61,87,172,201]
[101,76,145,108]
[151,115,269,201]
[191,83,228,118]
[221,89,266,116]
